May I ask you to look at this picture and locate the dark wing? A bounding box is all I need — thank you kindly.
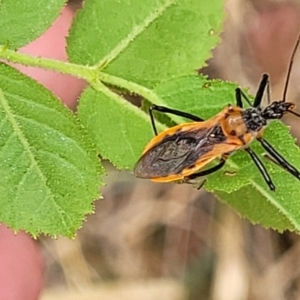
[134,123,226,180]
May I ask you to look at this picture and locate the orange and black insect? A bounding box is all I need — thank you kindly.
[134,34,300,191]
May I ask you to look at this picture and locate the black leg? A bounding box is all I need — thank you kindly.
[244,147,275,191]
[235,88,253,107]
[258,137,300,180]
[149,105,159,136]
[149,104,204,135]
[266,78,271,105]
[235,88,243,108]
[253,74,269,108]
[184,158,227,180]
[196,179,207,190]
[263,153,287,170]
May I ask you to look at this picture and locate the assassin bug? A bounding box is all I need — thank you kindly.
[134,34,300,191]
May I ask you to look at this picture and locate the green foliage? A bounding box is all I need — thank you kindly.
[0,0,299,235]
[68,0,222,87]
[0,64,102,236]
[78,84,156,169]
[0,0,66,48]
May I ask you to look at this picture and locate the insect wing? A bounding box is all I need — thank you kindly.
[134,122,224,181]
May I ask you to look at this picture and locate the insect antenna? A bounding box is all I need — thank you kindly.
[287,109,300,118]
[282,33,300,102]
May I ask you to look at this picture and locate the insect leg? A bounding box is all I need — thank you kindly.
[149,105,159,135]
[244,147,275,191]
[258,137,300,180]
[253,74,269,107]
[235,88,243,108]
[185,156,228,180]
[235,88,253,107]
[149,104,204,135]
[266,77,271,105]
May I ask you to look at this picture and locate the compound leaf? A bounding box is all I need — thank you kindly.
[67,0,223,87]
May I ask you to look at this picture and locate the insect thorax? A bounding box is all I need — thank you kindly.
[242,107,267,132]
[221,106,251,137]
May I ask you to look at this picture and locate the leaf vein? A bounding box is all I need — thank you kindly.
[0,89,68,224]
[14,114,88,158]
[95,0,176,68]
[4,90,69,118]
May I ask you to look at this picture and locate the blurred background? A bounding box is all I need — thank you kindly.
[31,0,300,299]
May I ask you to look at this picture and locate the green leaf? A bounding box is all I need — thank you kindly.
[154,75,240,119]
[0,63,102,237]
[214,185,295,232]
[77,84,162,169]
[67,0,223,87]
[153,75,300,232]
[0,0,66,49]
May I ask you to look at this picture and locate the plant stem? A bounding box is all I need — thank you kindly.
[0,47,95,81]
[97,72,164,105]
[0,47,165,106]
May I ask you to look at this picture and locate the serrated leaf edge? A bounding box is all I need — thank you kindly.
[0,88,69,227]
